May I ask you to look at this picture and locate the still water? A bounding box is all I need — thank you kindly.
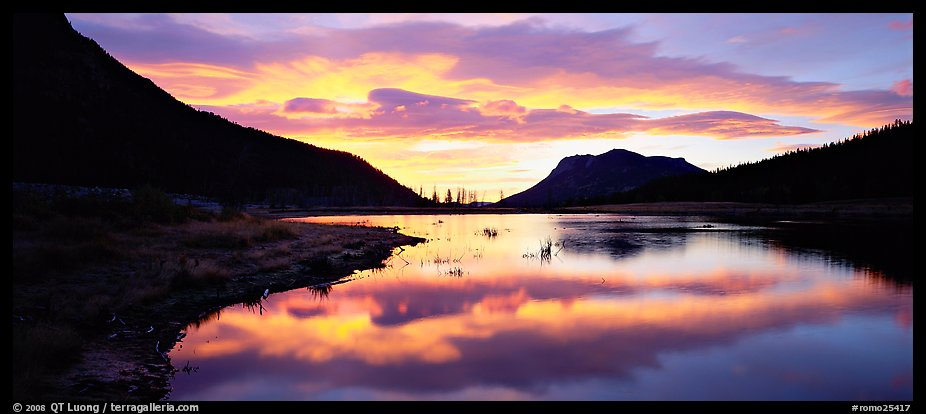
[168,214,912,400]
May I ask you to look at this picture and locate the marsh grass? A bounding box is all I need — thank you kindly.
[248,246,294,272]
[444,267,464,277]
[522,236,557,264]
[259,222,298,241]
[183,220,298,249]
[539,237,553,261]
[169,257,231,289]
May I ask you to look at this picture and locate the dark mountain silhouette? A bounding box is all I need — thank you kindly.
[13,13,425,207]
[498,149,705,208]
[590,120,913,205]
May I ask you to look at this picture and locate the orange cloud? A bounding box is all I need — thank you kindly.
[126,61,255,100]
[197,89,818,143]
[89,17,908,129]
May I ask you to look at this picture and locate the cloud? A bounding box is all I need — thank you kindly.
[480,100,527,117]
[69,14,268,67]
[642,111,821,139]
[121,61,256,100]
[368,88,475,110]
[726,35,748,44]
[888,20,913,31]
[69,14,911,128]
[200,88,819,142]
[815,90,912,125]
[283,97,339,114]
[891,79,913,97]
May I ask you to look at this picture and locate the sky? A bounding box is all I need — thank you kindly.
[66,13,913,201]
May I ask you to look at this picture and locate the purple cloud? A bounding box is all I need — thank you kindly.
[283,97,338,114]
[368,88,475,110]
[202,89,819,141]
[68,14,266,67]
[68,14,911,127]
[643,111,821,139]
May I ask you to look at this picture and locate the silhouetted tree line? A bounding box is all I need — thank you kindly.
[571,120,913,205]
[13,14,428,208]
[415,185,488,207]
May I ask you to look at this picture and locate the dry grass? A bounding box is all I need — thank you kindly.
[258,222,298,241]
[168,256,232,288]
[247,246,294,272]
[182,219,298,249]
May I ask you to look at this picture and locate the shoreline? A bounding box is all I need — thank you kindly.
[560,198,913,220]
[68,225,422,401]
[255,198,913,223]
[13,213,424,401]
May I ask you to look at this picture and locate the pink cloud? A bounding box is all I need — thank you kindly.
[72,16,911,128]
[199,89,819,142]
[816,90,912,125]
[891,79,912,97]
[889,20,913,31]
[368,88,474,111]
[642,111,820,139]
[480,100,526,117]
[283,97,339,114]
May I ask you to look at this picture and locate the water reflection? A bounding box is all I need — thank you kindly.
[169,214,912,400]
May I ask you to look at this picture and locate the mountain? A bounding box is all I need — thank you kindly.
[13,13,424,207]
[498,149,705,208]
[598,120,913,205]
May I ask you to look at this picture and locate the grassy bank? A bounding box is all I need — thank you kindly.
[12,189,424,400]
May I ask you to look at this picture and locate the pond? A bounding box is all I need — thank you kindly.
[168,214,912,400]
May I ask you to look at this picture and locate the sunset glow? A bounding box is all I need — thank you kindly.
[67,13,913,199]
[168,214,912,400]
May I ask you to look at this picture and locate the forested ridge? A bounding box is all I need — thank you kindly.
[578,120,913,206]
